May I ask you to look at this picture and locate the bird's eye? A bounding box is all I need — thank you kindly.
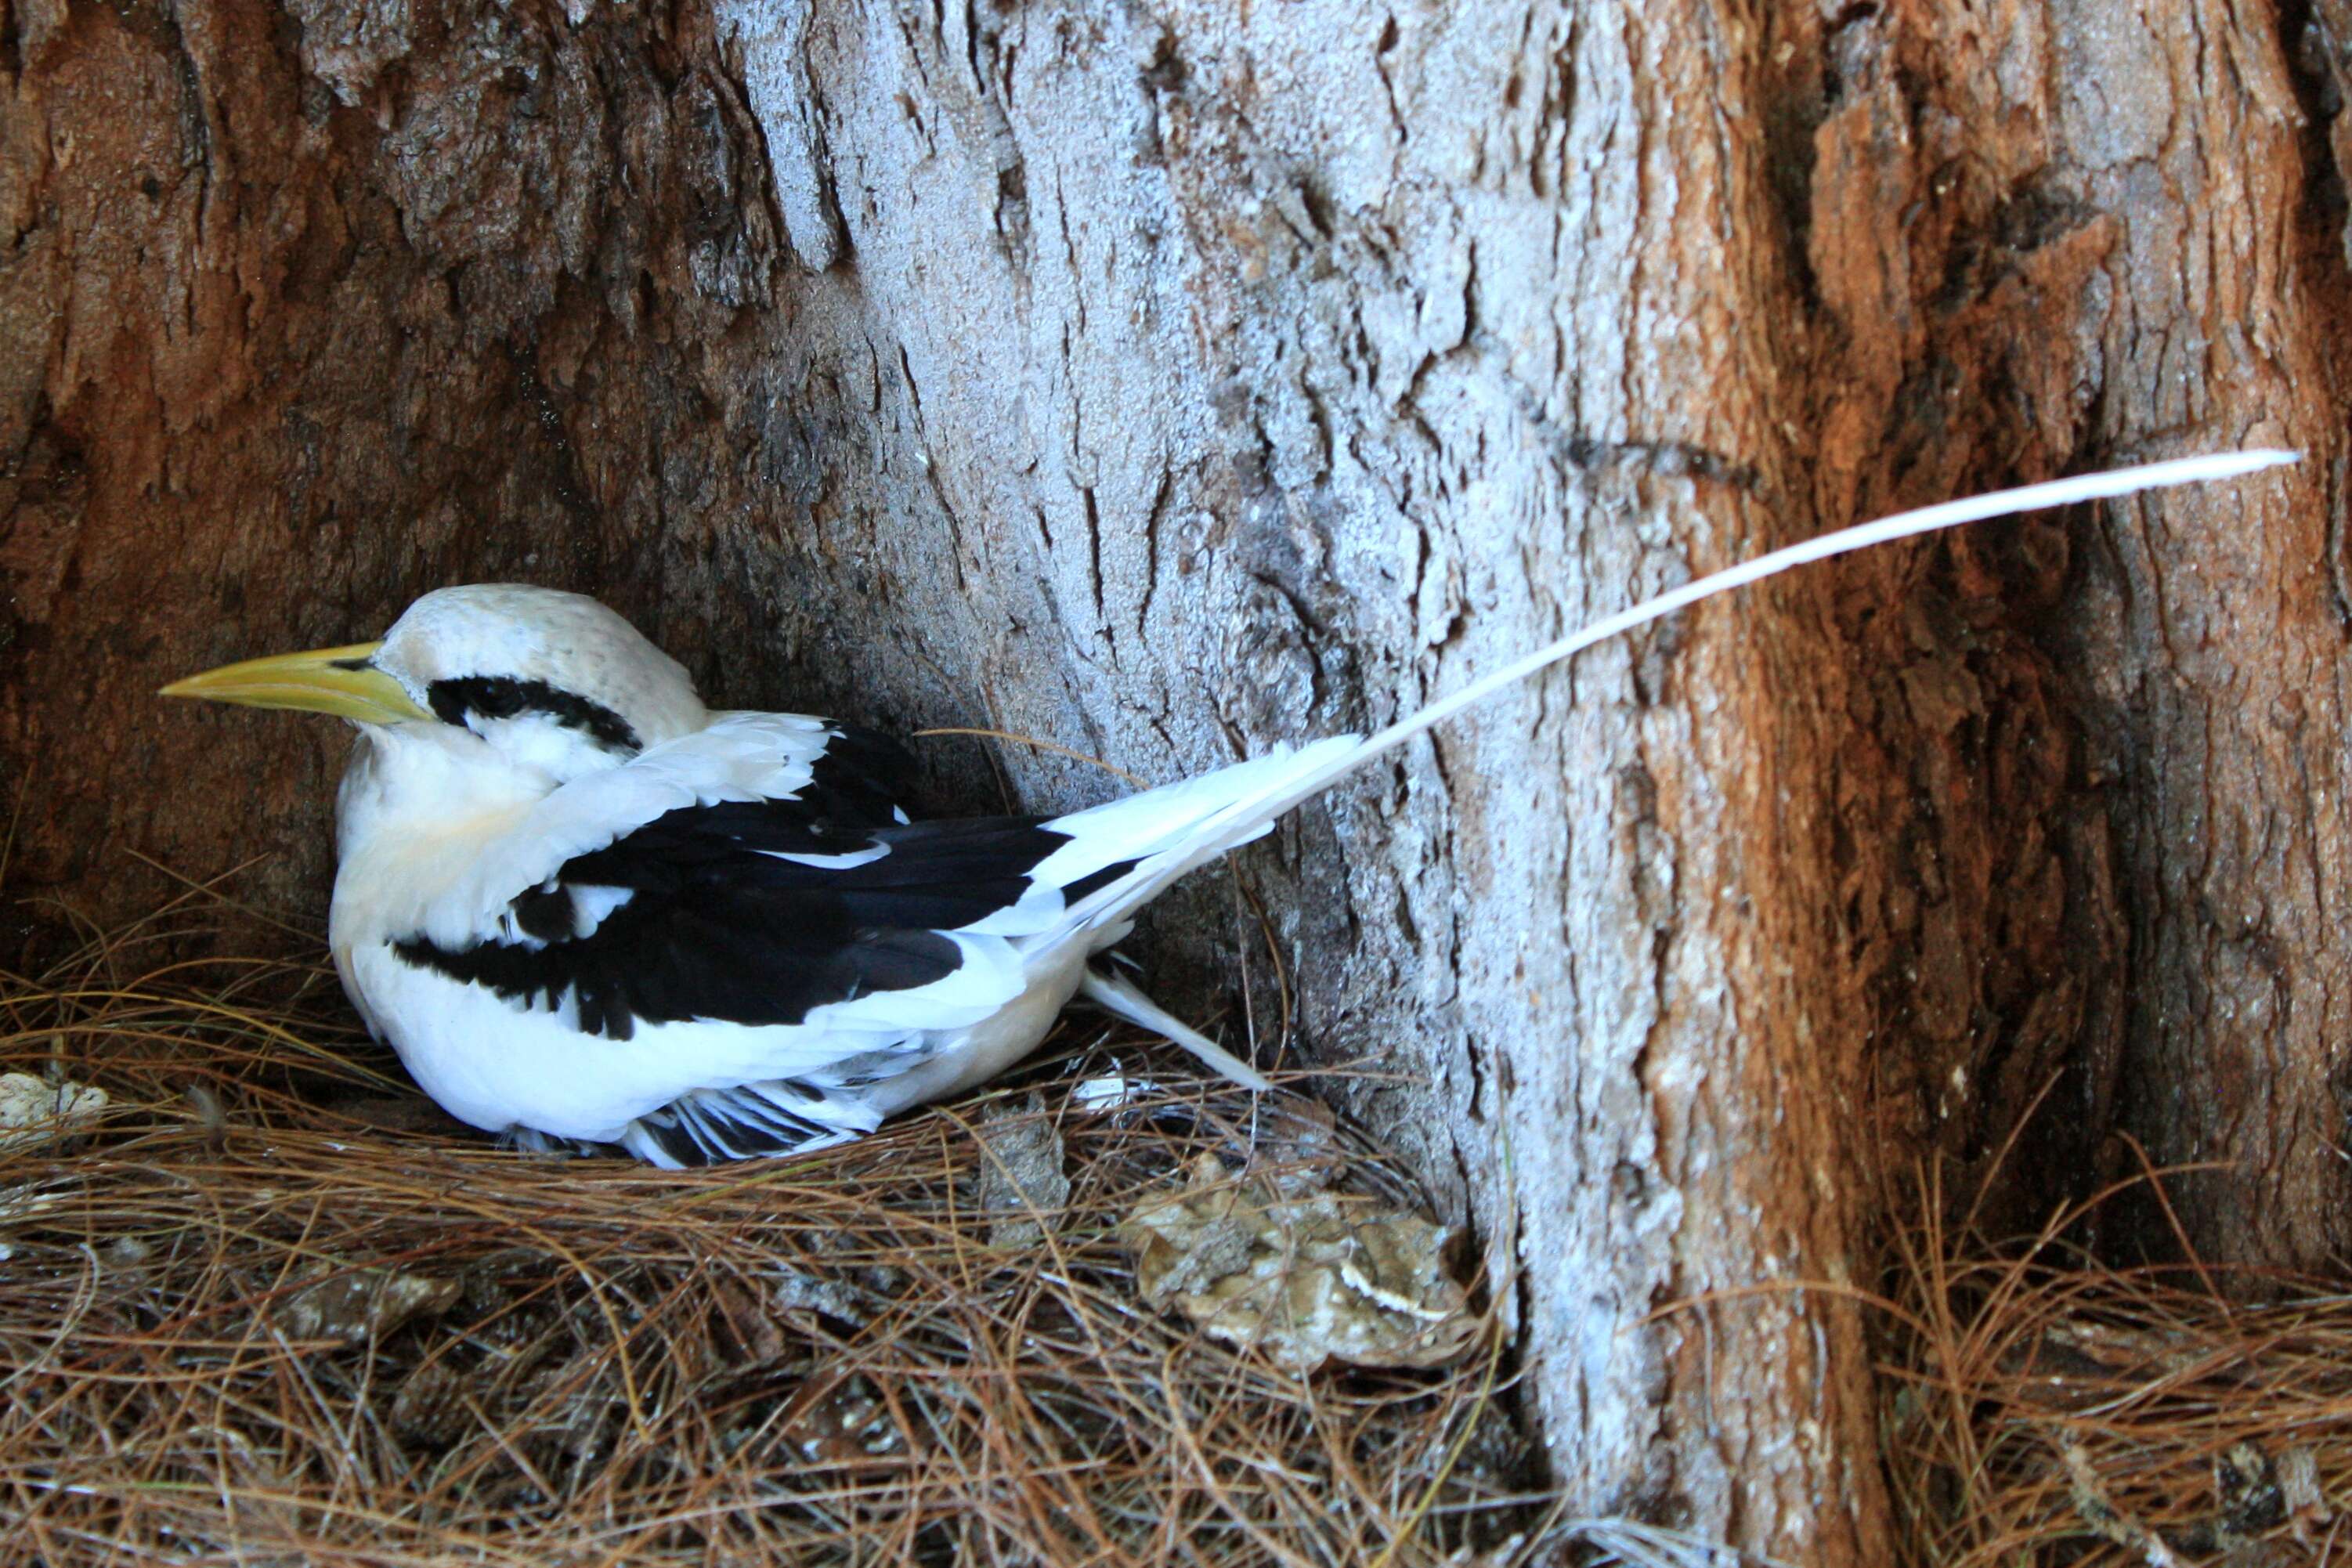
[425,676,644,753]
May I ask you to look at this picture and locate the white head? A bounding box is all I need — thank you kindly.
[162,583,710,781]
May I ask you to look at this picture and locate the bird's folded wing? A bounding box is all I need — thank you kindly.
[387,714,1133,1046]
[385,717,1355,1062]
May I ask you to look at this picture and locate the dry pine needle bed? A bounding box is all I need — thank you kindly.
[23,876,2350,1567]
[0,883,1548,1567]
[1887,1166,2352,1567]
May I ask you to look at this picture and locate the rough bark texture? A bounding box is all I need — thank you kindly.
[4,0,2343,1559]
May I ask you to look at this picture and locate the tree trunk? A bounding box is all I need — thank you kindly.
[3,0,2340,1558]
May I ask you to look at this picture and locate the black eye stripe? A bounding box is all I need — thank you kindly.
[426,676,641,753]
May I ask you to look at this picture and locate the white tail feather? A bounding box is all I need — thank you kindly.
[1078,965,1274,1090]
[1054,449,2297,938]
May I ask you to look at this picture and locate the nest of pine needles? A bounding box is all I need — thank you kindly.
[32,869,2350,1568]
[0,870,1552,1566]
[1884,1160,2352,1566]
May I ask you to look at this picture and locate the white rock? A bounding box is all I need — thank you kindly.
[0,1073,107,1154]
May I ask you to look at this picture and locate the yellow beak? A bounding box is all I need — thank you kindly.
[159,641,435,725]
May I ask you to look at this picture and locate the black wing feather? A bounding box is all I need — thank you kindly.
[392,787,1081,1039]
[799,724,920,829]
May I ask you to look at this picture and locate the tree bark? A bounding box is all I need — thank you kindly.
[3,0,2341,1559]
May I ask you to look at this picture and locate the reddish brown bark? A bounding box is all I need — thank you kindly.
[0,0,823,917]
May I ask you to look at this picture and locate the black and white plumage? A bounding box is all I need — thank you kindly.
[161,452,2289,1167]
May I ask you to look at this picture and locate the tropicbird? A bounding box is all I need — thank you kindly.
[161,451,2290,1167]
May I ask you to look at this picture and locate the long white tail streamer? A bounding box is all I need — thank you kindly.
[1060,448,2300,943]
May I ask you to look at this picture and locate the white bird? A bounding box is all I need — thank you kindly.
[161,452,2290,1167]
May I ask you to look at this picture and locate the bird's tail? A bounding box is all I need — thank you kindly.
[1038,450,2296,945]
